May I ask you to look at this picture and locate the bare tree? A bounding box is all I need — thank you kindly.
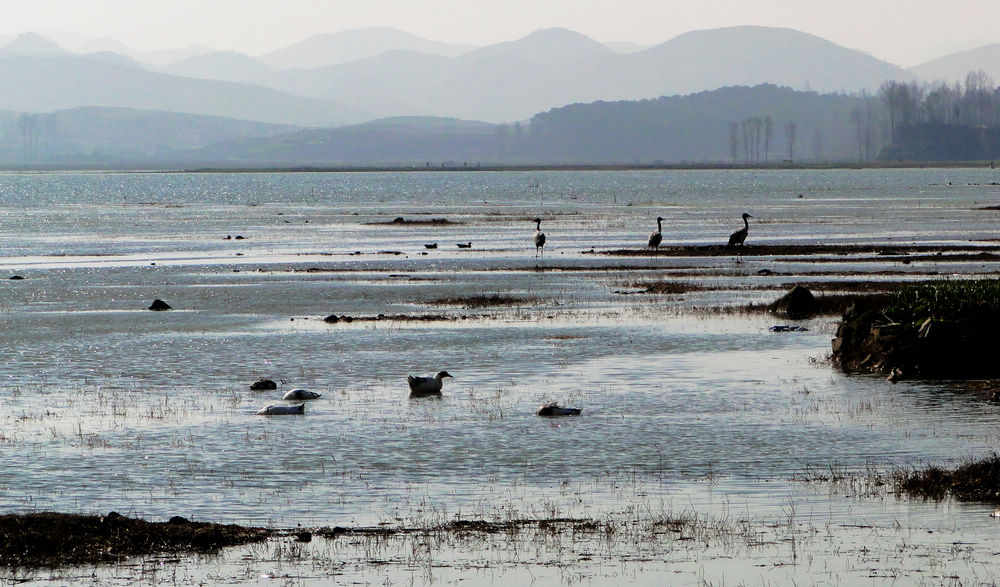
[763,116,773,162]
[784,121,797,162]
[728,121,739,163]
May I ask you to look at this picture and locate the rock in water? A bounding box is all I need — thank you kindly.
[770,285,816,319]
[249,379,277,391]
[149,299,172,311]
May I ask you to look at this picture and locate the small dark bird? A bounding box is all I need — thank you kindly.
[727,213,753,247]
[533,218,546,257]
[456,242,472,248]
[647,216,664,251]
[424,243,438,249]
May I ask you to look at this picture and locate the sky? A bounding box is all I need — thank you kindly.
[2,0,998,67]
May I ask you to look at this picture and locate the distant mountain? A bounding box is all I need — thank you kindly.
[604,41,648,54]
[170,84,870,166]
[0,33,68,57]
[627,26,912,96]
[457,28,613,65]
[0,55,368,126]
[256,26,912,123]
[175,116,499,166]
[910,44,1000,83]
[158,51,272,83]
[259,27,476,70]
[0,107,300,165]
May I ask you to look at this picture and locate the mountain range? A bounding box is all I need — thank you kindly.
[0,25,996,166]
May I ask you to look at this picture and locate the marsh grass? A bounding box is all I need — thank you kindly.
[885,279,1000,325]
[893,453,1000,501]
[428,294,539,308]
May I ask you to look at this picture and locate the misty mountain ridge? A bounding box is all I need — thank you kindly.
[910,43,1000,84]
[258,27,476,70]
[0,54,369,126]
[157,51,273,83]
[247,25,913,122]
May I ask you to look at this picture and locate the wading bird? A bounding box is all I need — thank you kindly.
[728,213,753,247]
[533,218,546,257]
[647,216,664,251]
[407,371,453,396]
[727,212,753,263]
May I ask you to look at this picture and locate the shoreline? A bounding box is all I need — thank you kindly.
[0,161,997,174]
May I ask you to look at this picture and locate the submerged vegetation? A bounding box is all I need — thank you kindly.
[0,512,271,567]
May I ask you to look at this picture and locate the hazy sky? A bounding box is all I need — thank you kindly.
[3,0,998,66]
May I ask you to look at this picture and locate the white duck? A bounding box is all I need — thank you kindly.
[257,404,305,415]
[282,389,322,400]
[536,402,582,417]
[407,371,453,396]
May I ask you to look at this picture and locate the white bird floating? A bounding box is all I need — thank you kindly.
[536,402,582,417]
[257,404,305,415]
[407,371,453,396]
[282,389,322,400]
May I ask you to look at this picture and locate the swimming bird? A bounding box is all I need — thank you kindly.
[282,389,322,400]
[533,218,546,257]
[407,371,453,396]
[536,402,582,417]
[257,404,305,415]
[727,213,753,247]
[456,242,472,248]
[647,216,664,251]
[424,243,438,249]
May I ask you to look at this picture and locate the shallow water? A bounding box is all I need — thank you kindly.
[3,168,1000,584]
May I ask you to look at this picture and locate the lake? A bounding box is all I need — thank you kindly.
[2,168,1000,584]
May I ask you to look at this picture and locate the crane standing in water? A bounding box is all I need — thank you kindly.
[533,218,546,258]
[727,212,753,262]
[647,216,664,251]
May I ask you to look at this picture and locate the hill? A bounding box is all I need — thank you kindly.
[256,26,912,123]
[0,107,300,165]
[910,44,1000,83]
[0,54,367,126]
[258,27,475,70]
[172,85,869,166]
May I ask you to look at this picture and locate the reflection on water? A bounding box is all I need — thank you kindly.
[3,169,1000,583]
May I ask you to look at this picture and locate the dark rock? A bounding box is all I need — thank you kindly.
[295,531,312,542]
[168,516,190,524]
[323,314,339,323]
[832,297,1000,379]
[9,275,24,280]
[392,217,405,223]
[249,378,277,391]
[149,299,172,311]
[770,285,817,319]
